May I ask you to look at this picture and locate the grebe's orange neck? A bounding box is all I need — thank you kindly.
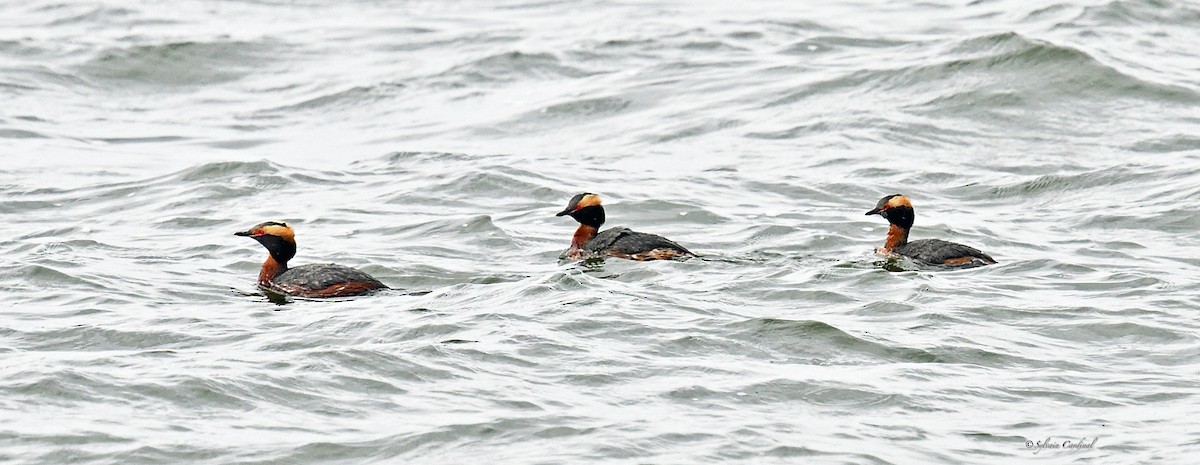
[883,224,909,251]
[258,255,287,287]
[571,224,598,252]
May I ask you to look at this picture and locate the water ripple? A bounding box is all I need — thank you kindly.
[2,1,1199,464]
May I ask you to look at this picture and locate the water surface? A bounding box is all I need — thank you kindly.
[2,0,1199,463]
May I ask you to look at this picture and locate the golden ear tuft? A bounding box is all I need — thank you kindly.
[886,195,912,208]
[258,223,296,242]
[577,194,602,208]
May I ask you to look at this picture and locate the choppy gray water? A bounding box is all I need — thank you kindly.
[3,0,1200,463]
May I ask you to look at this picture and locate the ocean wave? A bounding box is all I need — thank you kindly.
[75,39,286,88]
[439,51,598,83]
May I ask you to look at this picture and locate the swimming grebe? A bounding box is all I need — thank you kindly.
[556,193,694,261]
[865,194,996,267]
[234,221,388,297]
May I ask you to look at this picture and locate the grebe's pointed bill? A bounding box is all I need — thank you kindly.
[556,193,600,217]
[866,194,906,216]
[234,221,293,241]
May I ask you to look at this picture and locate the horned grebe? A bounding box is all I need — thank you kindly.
[865,195,996,267]
[556,193,694,261]
[235,221,388,297]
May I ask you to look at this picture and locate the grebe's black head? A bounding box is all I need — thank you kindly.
[556,193,605,228]
[865,194,915,229]
[235,221,297,263]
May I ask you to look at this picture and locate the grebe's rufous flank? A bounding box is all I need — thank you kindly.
[235,221,388,297]
[556,193,694,261]
[865,194,996,267]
